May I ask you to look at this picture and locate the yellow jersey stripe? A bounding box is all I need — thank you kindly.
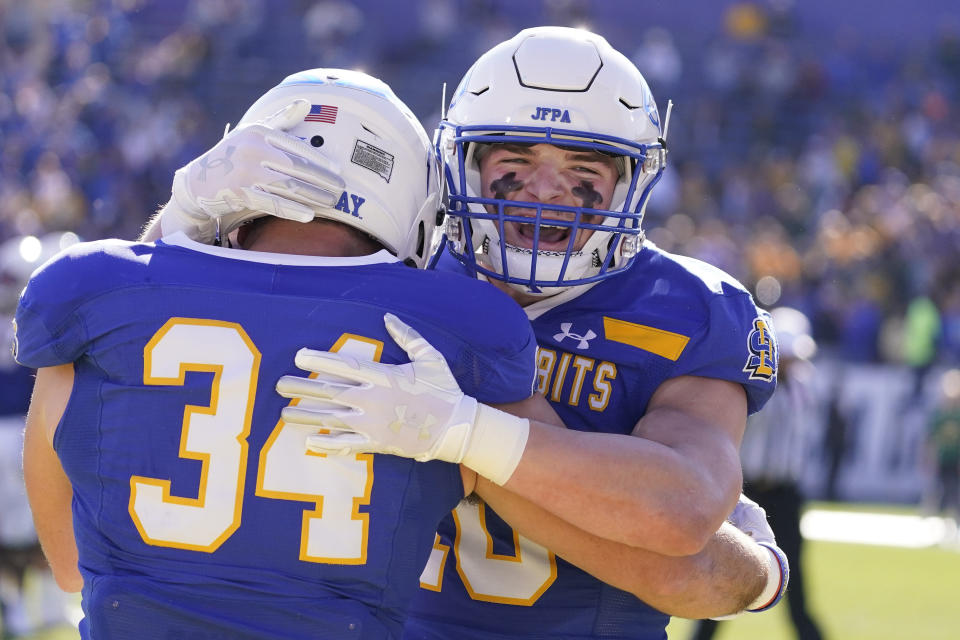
[603,317,690,361]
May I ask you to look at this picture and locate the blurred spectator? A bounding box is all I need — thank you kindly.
[822,383,851,502]
[938,277,960,363]
[926,369,960,540]
[303,0,365,66]
[631,27,682,92]
[724,2,767,42]
[0,343,69,638]
[0,234,75,637]
[690,307,826,640]
[902,295,942,402]
[417,0,456,47]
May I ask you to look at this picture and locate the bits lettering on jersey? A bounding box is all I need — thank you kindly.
[535,346,617,412]
[553,322,596,350]
[334,191,366,218]
[530,107,572,123]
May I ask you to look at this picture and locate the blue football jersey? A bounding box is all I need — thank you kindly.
[405,243,777,640]
[14,235,537,640]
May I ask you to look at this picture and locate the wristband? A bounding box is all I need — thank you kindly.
[460,404,530,486]
[747,542,790,612]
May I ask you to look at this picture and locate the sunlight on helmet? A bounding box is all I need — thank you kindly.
[437,26,668,295]
[235,69,442,268]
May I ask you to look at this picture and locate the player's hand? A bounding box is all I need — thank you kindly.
[727,492,776,545]
[275,313,530,485]
[714,493,789,618]
[159,99,346,243]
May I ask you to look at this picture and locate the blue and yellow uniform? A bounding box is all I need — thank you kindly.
[406,242,777,640]
[14,234,537,640]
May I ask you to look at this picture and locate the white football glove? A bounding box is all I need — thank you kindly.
[159,99,346,244]
[713,493,790,618]
[276,313,530,485]
[727,492,777,544]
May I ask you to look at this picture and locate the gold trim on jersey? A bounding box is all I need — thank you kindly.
[419,534,451,592]
[603,317,690,361]
[256,333,382,565]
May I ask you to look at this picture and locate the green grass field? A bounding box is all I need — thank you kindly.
[14,505,960,640]
[667,538,960,640]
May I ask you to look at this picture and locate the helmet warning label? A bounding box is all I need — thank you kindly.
[351,140,394,183]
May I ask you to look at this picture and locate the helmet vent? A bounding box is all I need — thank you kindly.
[470,87,489,96]
[361,124,382,139]
[619,97,640,110]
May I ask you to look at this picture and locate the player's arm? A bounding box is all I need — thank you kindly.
[475,478,774,618]
[287,314,744,555]
[495,377,744,555]
[22,364,82,592]
[473,390,785,621]
[480,397,781,617]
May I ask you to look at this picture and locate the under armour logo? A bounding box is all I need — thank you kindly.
[197,145,236,181]
[390,405,436,440]
[553,323,596,350]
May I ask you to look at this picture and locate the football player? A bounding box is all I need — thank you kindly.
[145,28,786,636]
[19,69,540,639]
[281,27,786,639]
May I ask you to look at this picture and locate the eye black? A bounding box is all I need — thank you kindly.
[310,135,324,147]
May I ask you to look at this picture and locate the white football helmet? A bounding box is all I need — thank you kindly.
[437,27,667,293]
[237,69,442,267]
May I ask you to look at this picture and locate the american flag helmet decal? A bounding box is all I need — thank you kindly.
[304,104,338,123]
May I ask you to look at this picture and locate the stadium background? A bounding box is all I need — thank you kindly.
[2,0,959,638]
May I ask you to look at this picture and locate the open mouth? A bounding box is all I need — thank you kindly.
[505,220,579,251]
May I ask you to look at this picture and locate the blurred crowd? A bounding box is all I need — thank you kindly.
[636,4,960,372]
[4,0,959,366]
[0,0,955,363]
[1,0,959,634]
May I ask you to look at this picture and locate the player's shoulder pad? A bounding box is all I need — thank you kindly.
[625,245,777,412]
[20,239,156,315]
[653,245,752,300]
[14,239,158,369]
[409,267,532,348]
[597,244,755,324]
[384,268,537,404]
[31,238,154,283]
